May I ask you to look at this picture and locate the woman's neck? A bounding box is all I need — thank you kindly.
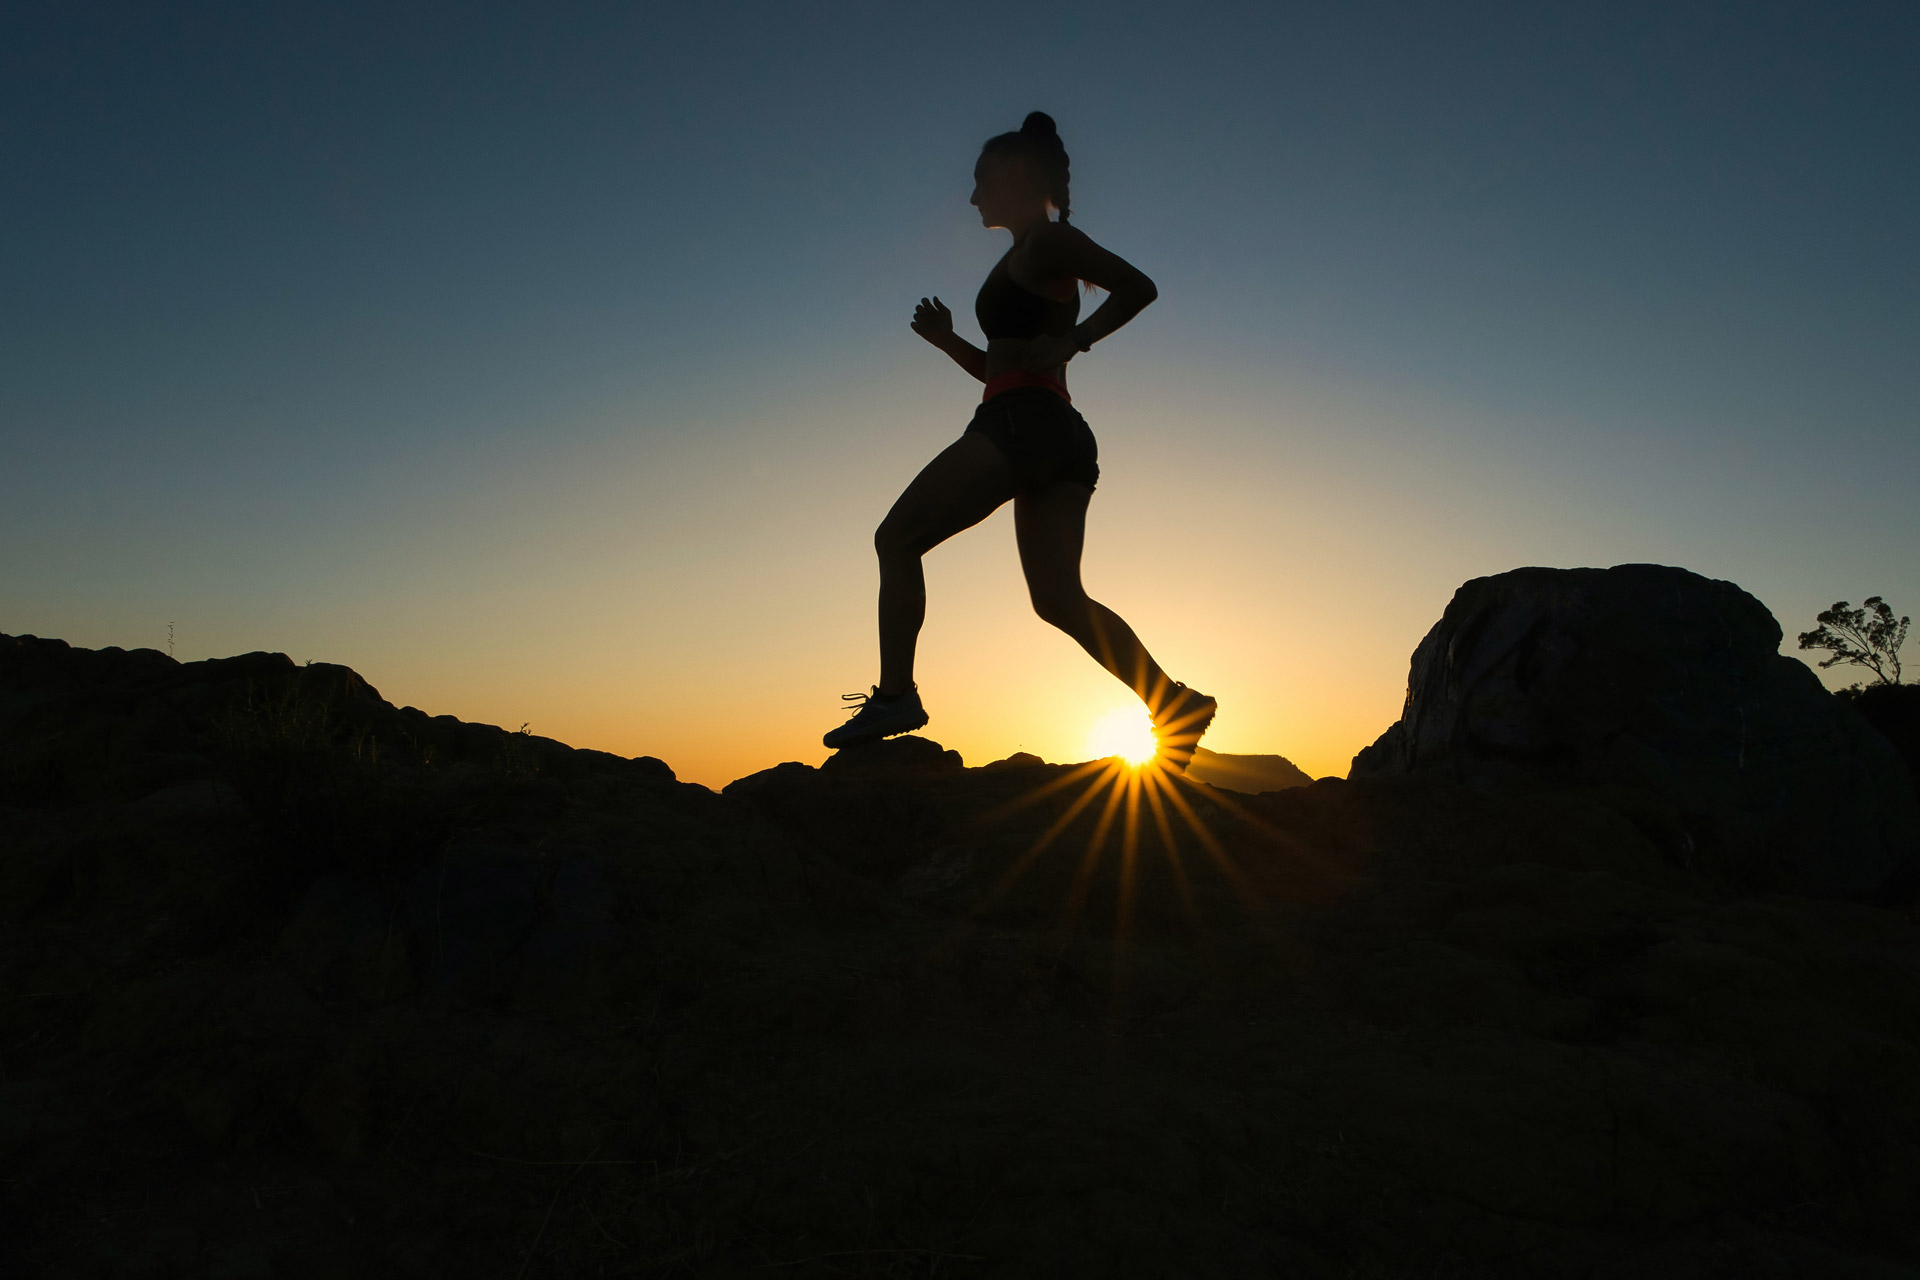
[1004,210,1050,243]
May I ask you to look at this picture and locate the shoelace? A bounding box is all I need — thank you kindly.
[839,687,912,719]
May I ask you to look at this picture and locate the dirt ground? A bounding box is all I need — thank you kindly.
[4,635,1919,1277]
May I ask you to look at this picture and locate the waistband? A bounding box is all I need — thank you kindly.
[982,371,1070,404]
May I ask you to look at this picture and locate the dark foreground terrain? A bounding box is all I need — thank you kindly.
[4,595,1919,1276]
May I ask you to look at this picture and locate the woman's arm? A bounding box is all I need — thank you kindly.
[1021,225,1158,372]
[911,296,988,383]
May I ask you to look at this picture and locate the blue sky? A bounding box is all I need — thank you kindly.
[4,1,1915,784]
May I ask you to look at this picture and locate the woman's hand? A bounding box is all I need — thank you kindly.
[1020,332,1079,373]
[910,296,954,346]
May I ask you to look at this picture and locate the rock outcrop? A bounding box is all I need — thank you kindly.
[1352,564,1920,900]
[5,626,1920,1278]
[1186,746,1312,793]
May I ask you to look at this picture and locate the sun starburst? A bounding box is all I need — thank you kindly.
[927,720,1350,1033]
[1083,706,1157,766]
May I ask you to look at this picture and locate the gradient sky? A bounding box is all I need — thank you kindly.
[4,1,1916,788]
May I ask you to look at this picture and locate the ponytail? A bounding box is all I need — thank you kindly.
[982,111,1073,225]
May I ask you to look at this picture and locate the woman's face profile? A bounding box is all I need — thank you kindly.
[970,153,1041,229]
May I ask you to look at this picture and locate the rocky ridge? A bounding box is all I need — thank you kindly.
[3,604,1919,1277]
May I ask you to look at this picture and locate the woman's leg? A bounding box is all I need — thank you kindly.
[873,432,1021,694]
[1013,480,1176,709]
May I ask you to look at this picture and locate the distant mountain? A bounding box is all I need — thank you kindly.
[1185,746,1312,793]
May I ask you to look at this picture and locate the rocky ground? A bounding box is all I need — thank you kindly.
[4,629,1919,1278]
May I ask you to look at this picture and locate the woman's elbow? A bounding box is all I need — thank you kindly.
[1133,275,1158,307]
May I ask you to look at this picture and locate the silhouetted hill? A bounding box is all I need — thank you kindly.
[1184,745,1312,793]
[4,617,1919,1277]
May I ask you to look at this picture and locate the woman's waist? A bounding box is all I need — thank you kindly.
[984,338,1068,365]
[982,343,1069,400]
[981,370,1070,404]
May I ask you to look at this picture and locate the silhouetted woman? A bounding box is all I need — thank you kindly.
[824,112,1215,769]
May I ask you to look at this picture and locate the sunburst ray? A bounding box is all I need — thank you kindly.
[1162,770,1352,888]
[1054,762,1132,937]
[955,759,1124,930]
[1154,768,1267,907]
[1140,766,1200,923]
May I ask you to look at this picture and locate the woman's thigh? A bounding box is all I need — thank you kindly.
[879,431,1023,557]
[1013,479,1093,598]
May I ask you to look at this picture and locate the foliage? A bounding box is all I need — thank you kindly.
[1799,597,1908,687]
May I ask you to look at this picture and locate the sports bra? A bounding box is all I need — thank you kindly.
[976,250,1080,341]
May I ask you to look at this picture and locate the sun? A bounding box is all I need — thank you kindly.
[1084,705,1157,767]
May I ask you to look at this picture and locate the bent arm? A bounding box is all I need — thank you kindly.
[1071,284,1156,352]
[1032,225,1158,351]
[934,332,989,383]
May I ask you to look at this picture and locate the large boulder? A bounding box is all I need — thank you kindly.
[1351,564,1919,899]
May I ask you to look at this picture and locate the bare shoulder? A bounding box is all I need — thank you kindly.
[1030,220,1096,256]
[1026,221,1151,294]
[1021,221,1097,275]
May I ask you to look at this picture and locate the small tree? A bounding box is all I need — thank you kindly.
[1798,597,1908,686]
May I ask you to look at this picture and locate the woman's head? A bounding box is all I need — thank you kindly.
[972,111,1072,229]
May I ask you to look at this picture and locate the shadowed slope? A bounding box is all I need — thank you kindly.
[4,632,1919,1277]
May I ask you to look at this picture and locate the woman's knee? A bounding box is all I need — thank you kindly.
[875,516,920,563]
[1029,585,1091,631]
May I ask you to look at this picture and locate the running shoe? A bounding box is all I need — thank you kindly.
[823,685,929,749]
[1152,682,1217,773]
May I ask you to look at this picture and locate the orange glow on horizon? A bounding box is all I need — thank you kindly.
[1082,705,1158,766]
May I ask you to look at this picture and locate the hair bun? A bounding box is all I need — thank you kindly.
[1019,111,1058,137]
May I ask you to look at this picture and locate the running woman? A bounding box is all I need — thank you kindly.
[824,112,1215,770]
